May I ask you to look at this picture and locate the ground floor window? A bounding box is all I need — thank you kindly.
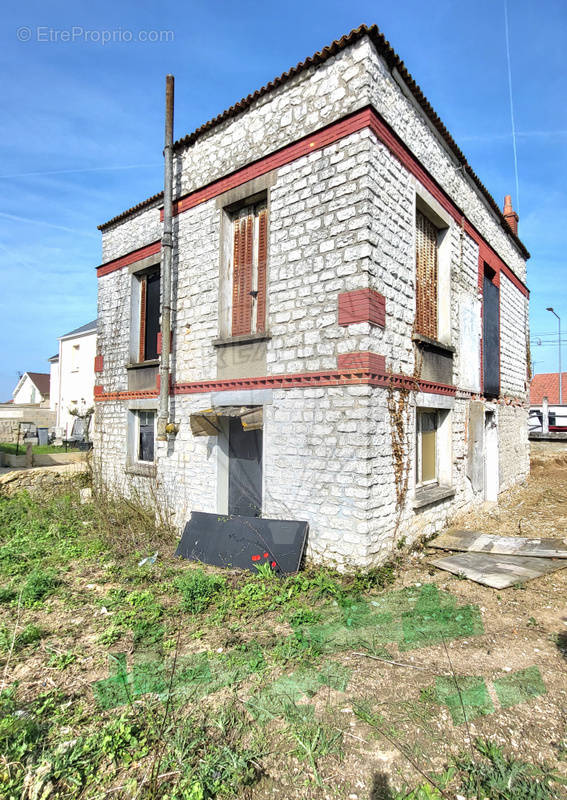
[137,411,155,463]
[416,410,438,486]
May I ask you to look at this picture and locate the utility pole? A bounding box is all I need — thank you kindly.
[546,307,562,404]
[545,308,563,406]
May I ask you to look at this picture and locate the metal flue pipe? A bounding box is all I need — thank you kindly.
[158,74,174,440]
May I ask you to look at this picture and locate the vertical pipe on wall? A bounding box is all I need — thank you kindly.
[158,74,174,440]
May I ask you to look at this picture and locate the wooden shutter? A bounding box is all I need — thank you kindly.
[256,208,268,332]
[415,210,438,339]
[232,214,254,336]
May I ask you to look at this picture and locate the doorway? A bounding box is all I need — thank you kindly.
[484,410,499,502]
[228,417,263,517]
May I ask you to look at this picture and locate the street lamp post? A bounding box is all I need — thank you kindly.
[546,307,562,404]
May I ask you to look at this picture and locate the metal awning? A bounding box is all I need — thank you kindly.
[189,406,263,436]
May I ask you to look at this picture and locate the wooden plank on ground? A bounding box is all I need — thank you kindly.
[430,552,567,589]
[430,529,567,559]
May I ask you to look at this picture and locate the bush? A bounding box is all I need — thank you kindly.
[174,569,227,614]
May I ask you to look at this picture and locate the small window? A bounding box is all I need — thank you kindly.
[137,411,155,463]
[416,410,438,486]
[138,270,160,362]
[231,203,267,336]
[415,209,439,339]
[71,344,80,371]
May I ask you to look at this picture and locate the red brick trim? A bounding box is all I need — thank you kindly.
[94,355,103,373]
[338,289,386,327]
[164,110,371,221]
[96,240,161,278]
[94,369,456,402]
[337,352,386,373]
[97,107,528,298]
[156,331,173,356]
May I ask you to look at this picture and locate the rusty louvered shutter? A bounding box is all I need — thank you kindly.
[415,210,438,339]
[256,208,268,332]
[232,214,254,335]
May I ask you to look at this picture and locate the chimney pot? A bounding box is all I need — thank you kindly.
[503,194,519,236]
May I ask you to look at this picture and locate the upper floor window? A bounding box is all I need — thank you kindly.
[231,203,267,336]
[483,264,500,397]
[138,269,160,362]
[415,209,439,340]
[71,344,80,372]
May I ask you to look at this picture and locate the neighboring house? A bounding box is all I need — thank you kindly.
[12,372,50,406]
[93,25,530,568]
[529,373,567,432]
[50,320,97,437]
[0,372,55,442]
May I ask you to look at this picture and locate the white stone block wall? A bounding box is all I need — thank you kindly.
[94,32,530,568]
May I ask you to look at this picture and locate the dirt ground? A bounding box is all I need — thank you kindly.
[2,451,567,799]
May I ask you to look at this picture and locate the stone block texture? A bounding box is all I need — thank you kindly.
[94,30,529,568]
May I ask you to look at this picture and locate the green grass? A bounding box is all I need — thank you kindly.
[0,442,81,454]
[0,485,563,800]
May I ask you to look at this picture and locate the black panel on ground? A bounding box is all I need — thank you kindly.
[175,511,308,574]
[483,275,500,397]
[228,418,262,517]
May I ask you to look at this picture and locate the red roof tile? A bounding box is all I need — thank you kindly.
[530,373,567,405]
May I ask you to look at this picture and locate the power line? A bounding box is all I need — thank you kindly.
[504,0,520,214]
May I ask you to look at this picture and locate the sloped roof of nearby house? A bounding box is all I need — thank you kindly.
[530,373,567,405]
[48,353,59,362]
[59,319,98,340]
[96,23,529,261]
[24,372,51,397]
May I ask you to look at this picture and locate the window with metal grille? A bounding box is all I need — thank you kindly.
[415,210,439,339]
[231,203,267,336]
[138,411,155,463]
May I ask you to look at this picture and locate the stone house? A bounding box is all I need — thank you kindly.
[93,25,530,568]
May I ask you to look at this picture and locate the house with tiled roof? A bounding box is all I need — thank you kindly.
[93,24,530,568]
[12,372,51,406]
[529,373,567,433]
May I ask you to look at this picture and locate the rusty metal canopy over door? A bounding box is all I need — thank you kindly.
[189,406,263,436]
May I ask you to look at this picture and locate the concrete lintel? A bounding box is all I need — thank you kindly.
[415,392,455,410]
[127,398,159,411]
[211,389,273,407]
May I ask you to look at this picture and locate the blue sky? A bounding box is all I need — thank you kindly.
[0,0,565,399]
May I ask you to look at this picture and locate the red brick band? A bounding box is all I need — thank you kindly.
[96,106,528,297]
[338,289,386,327]
[94,365,456,402]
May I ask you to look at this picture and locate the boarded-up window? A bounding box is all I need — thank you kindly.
[232,204,268,336]
[415,210,438,339]
[483,268,500,397]
[416,410,438,485]
[139,270,160,361]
